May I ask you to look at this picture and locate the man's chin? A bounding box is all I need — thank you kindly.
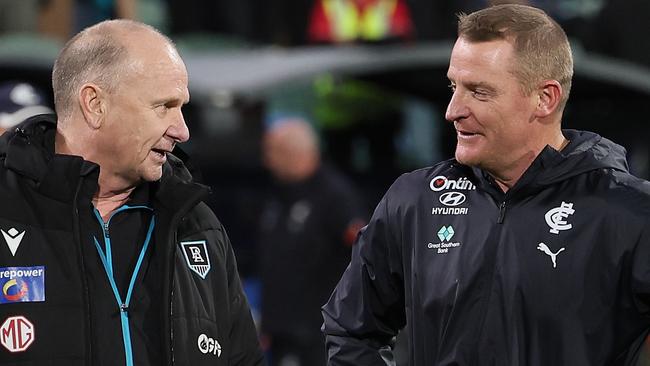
[455,149,480,167]
[141,167,164,182]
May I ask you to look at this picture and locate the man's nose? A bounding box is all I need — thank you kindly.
[168,109,190,143]
[445,91,470,123]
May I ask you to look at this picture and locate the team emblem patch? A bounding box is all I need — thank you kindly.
[181,241,211,279]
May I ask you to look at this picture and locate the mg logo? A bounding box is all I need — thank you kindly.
[1,316,34,352]
[439,192,466,207]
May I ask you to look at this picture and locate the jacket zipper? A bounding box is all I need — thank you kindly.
[163,187,209,365]
[72,179,93,365]
[439,279,460,347]
[470,197,511,363]
[497,201,507,224]
[169,230,177,366]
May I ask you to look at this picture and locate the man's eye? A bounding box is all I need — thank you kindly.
[472,90,489,100]
[156,105,169,112]
[448,84,456,92]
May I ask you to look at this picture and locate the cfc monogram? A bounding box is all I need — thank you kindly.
[545,201,575,234]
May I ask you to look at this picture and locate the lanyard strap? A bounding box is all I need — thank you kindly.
[92,205,155,366]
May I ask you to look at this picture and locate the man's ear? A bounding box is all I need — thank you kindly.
[534,80,562,119]
[78,83,106,129]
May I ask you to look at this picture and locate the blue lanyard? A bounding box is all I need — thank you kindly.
[92,205,155,366]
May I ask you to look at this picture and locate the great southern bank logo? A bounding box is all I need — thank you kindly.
[437,226,455,241]
[430,176,476,192]
[428,225,461,254]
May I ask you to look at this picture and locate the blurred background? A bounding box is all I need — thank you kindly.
[1,0,650,365]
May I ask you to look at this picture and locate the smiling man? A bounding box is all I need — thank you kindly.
[322,4,650,366]
[0,20,263,365]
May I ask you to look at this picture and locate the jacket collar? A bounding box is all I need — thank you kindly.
[466,129,629,200]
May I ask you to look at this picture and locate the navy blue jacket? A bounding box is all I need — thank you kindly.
[323,130,650,365]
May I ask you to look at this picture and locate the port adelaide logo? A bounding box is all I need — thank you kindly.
[430,176,474,215]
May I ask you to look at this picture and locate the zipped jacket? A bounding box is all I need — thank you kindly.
[323,129,650,365]
[0,115,264,365]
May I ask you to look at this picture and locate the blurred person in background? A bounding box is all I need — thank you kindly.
[0,81,52,135]
[259,117,365,366]
[323,4,650,365]
[0,19,263,365]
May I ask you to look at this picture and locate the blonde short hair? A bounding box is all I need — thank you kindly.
[458,4,573,109]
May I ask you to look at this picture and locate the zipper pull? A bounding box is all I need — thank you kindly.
[120,303,128,313]
[497,201,507,224]
[104,222,110,238]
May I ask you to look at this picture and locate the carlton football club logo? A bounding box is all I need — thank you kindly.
[544,201,575,234]
[181,241,211,279]
[1,316,35,352]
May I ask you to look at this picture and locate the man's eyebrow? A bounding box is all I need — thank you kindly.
[152,96,186,106]
[464,81,496,91]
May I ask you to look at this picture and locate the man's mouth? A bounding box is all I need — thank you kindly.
[457,129,479,138]
[151,148,169,157]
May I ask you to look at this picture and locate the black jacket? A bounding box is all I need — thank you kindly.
[260,165,364,338]
[0,115,264,365]
[323,130,650,365]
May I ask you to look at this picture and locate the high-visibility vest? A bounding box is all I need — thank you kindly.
[309,0,414,42]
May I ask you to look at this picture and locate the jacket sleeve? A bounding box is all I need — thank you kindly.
[222,224,266,366]
[322,189,406,366]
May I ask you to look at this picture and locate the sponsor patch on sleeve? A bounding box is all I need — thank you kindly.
[0,266,45,304]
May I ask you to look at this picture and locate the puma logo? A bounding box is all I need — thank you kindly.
[537,242,565,268]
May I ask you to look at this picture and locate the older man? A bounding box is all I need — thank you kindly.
[323,4,650,365]
[0,20,263,365]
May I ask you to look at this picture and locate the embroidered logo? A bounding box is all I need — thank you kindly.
[0,266,46,304]
[437,226,455,241]
[439,192,466,207]
[537,242,565,268]
[544,201,575,234]
[0,316,35,352]
[181,241,211,279]
[198,333,222,357]
[428,226,461,254]
[1,228,25,256]
[430,176,476,192]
